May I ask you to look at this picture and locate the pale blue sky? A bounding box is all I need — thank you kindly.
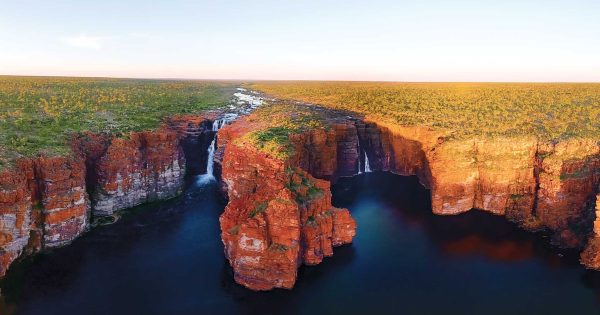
[1,0,600,81]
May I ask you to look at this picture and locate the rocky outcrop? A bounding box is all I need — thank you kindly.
[580,191,600,268]
[0,114,216,277]
[218,119,356,290]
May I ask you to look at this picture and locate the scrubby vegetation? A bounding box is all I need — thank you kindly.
[285,167,324,205]
[268,243,289,252]
[249,201,269,218]
[250,82,600,141]
[238,103,326,160]
[250,126,296,160]
[0,76,235,170]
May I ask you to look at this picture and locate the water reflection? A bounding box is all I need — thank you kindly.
[332,172,578,265]
[1,172,600,315]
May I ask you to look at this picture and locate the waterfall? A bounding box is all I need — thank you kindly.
[364,151,371,173]
[206,138,216,177]
[212,119,221,131]
[357,149,362,175]
[195,88,263,185]
[197,119,222,184]
[206,119,222,177]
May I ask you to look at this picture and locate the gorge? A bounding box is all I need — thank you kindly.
[0,88,599,312]
[215,99,599,290]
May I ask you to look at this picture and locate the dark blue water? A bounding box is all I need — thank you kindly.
[2,173,600,315]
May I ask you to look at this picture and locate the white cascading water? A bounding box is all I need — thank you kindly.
[212,119,221,131]
[196,88,264,185]
[357,148,362,175]
[206,138,216,176]
[197,120,221,184]
[364,151,372,173]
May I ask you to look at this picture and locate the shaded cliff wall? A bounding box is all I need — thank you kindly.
[0,114,216,277]
[168,115,216,176]
[286,117,598,264]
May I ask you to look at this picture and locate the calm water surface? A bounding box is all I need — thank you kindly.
[2,173,600,315]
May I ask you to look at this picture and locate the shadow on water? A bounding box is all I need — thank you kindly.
[333,172,579,265]
[2,172,600,315]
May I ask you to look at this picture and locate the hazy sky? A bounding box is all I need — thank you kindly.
[1,0,600,81]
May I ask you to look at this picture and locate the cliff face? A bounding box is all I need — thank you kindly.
[353,120,599,248]
[581,191,600,267]
[87,131,186,216]
[0,157,88,276]
[354,120,599,262]
[218,119,356,290]
[168,115,218,176]
[217,109,599,290]
[0,114,216,277]
[34,157,89,248]
[1,101,598,289]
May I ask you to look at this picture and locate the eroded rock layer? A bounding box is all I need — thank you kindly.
[0,114,216,277]
[356,121,599,251]
[0,157,88,276]
[1,100,598,289]
[88,131,186,216]
[217,106,598,290]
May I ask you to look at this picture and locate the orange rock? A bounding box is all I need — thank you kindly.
[219,118,356,291]
[220,110,598,289]
[0,155,89,276]
[0,114,216,277]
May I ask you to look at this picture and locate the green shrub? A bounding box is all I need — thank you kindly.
[249,202,268,218]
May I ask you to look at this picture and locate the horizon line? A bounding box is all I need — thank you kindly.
[1,73,600,84]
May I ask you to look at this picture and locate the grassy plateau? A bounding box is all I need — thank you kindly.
[250,82,600,141]
[0,76,235,170]
[2,78,599,170]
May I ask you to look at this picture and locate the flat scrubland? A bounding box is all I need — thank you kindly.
[3,78,598,170]
[250,82,600,141]
[0,76,235,170]
[237,102,327,160]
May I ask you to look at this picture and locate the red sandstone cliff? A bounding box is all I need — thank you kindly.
[218,107,598,288]
[0,102,598,289]
[359,121,599,250]
[0,114,217,277]
[218,118,356,290]
[86,131,186,216]
[352,119,599,264]
[0,156,88,276]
